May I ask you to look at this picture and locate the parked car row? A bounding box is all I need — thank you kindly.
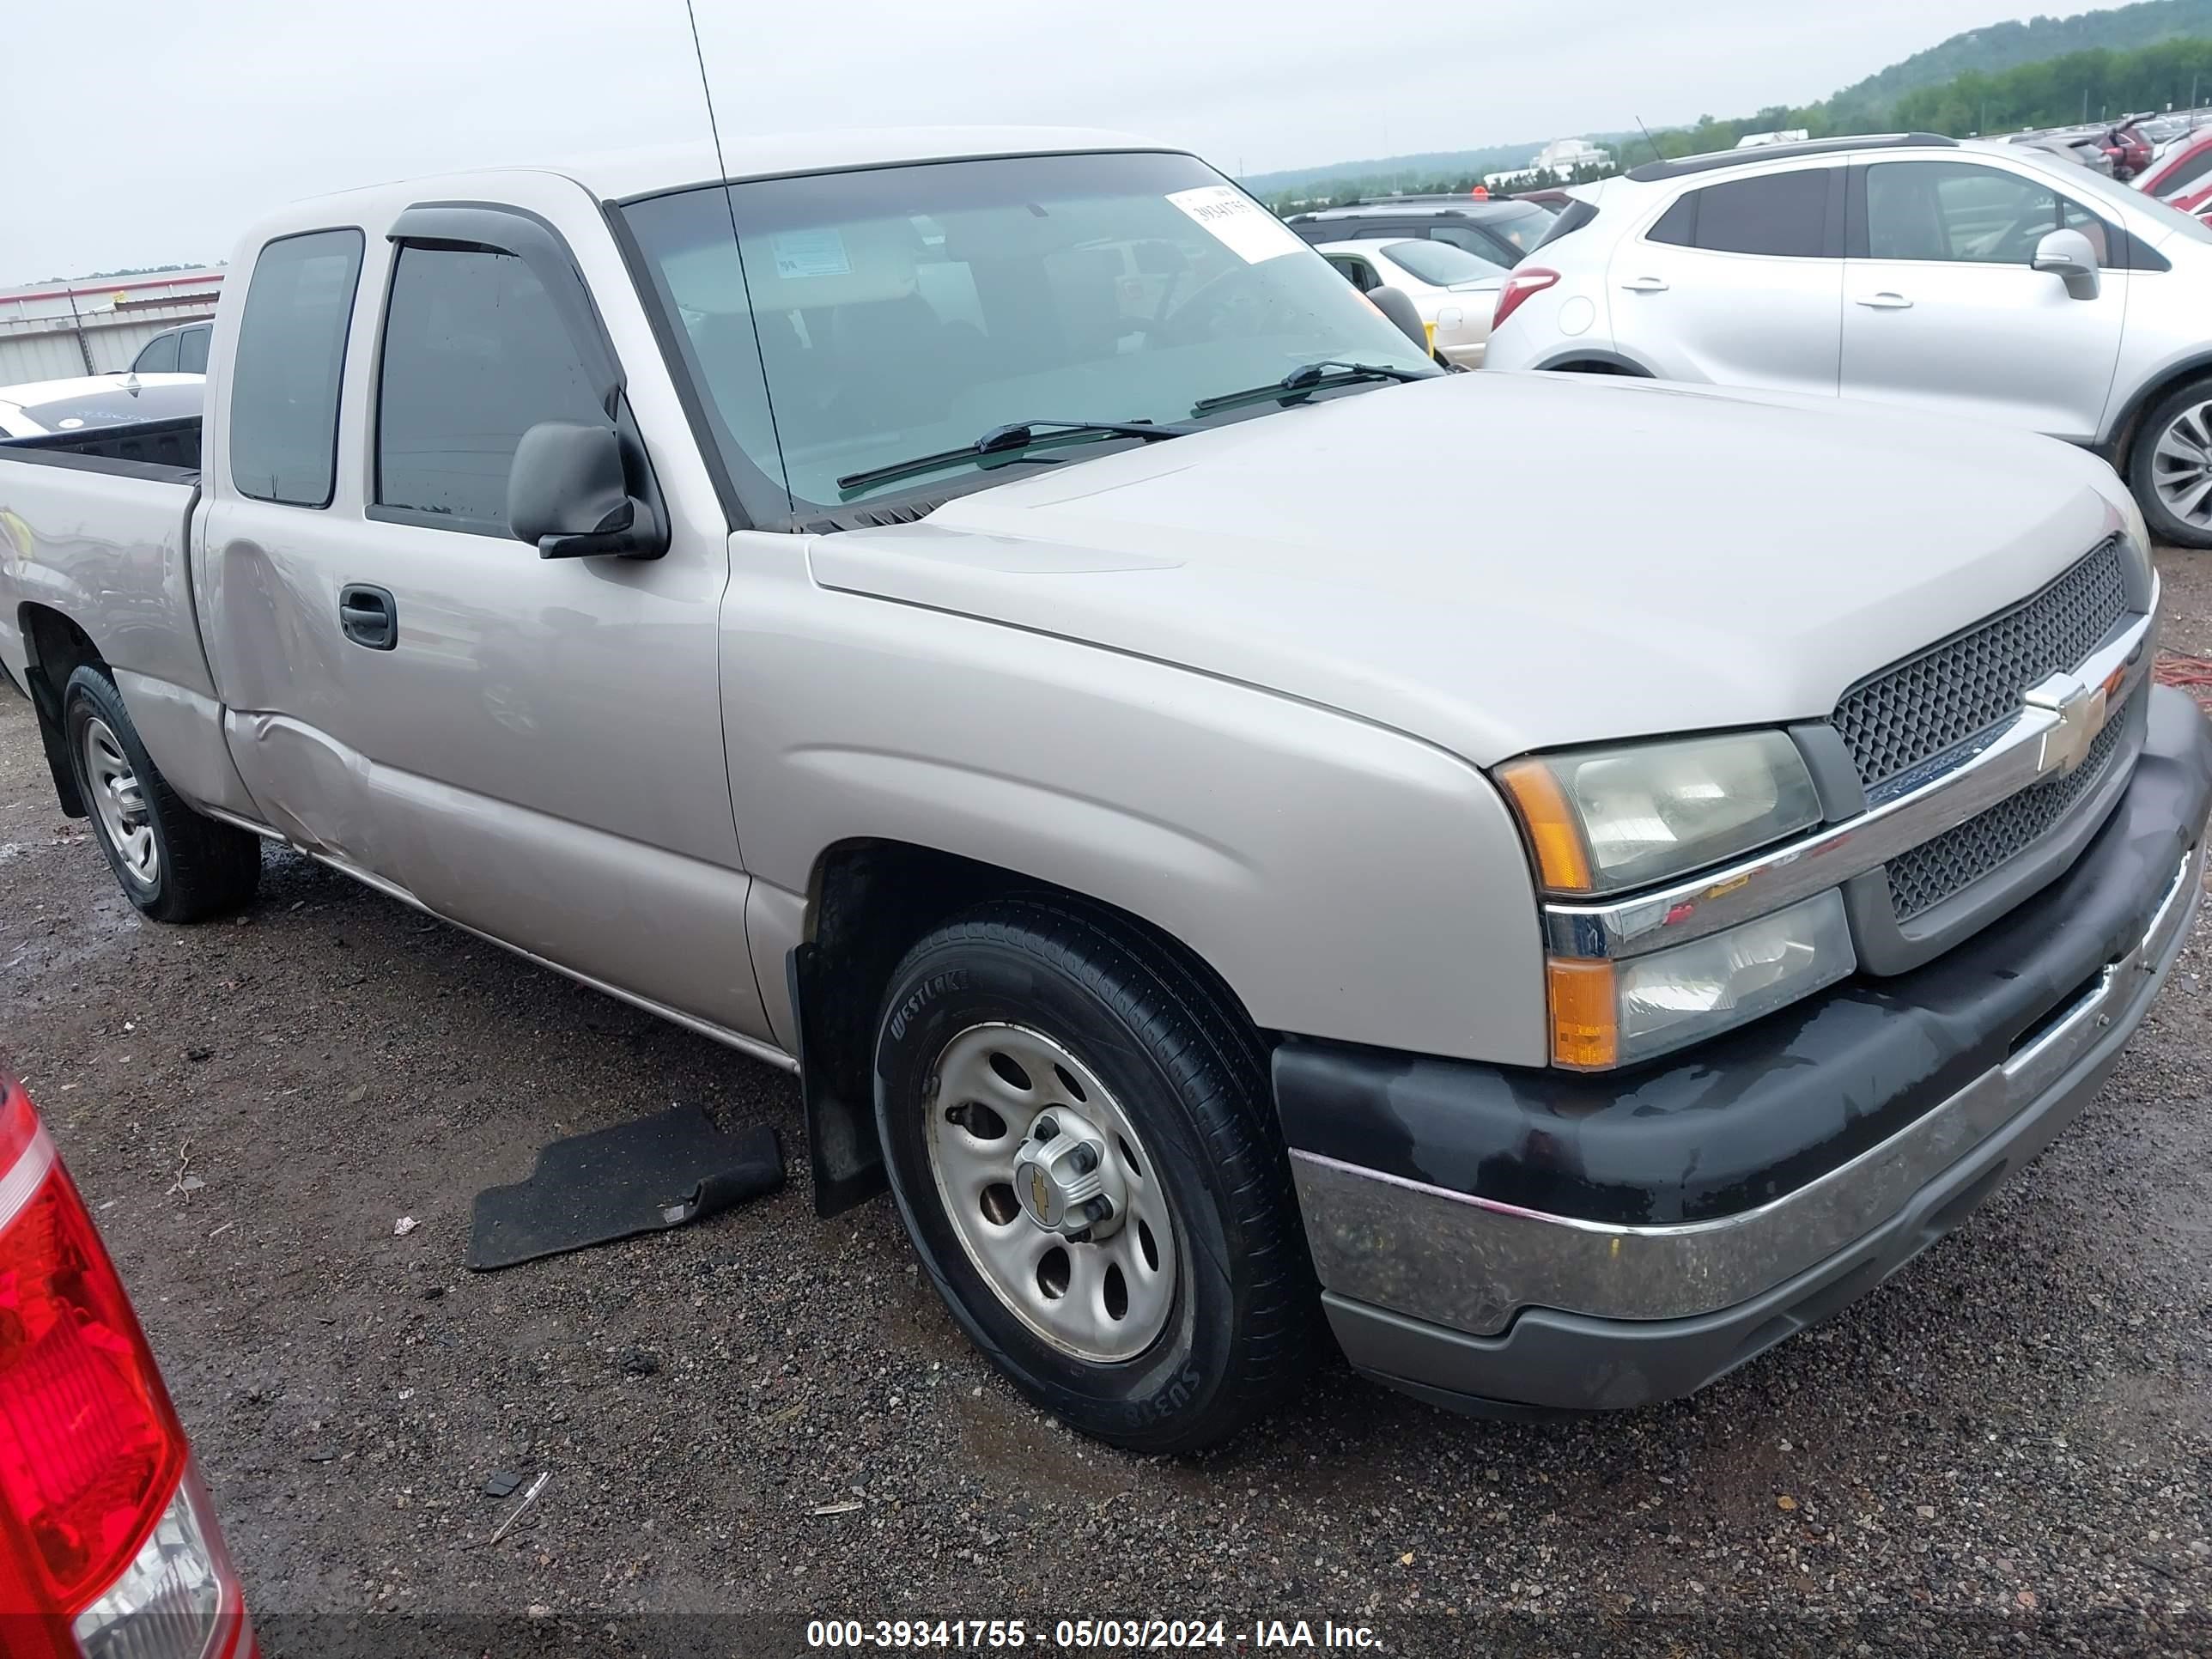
[1479,131,2212,546]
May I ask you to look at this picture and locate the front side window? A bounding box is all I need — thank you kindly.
[374,246,607,532]
[179,325,210,374]
[133,331,179,374]
[622,151,1436,516]
[229,228,363,507]
[1381,240,1505,286]
[1865,161,2091,264]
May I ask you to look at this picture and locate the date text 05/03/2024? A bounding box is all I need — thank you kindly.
[803,1619,1383,1649]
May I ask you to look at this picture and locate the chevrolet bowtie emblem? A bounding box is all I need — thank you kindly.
[2027,672,2111,779]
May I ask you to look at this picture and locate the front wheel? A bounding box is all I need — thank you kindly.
[2128,376,2212,549]
[872,898,1318,1453]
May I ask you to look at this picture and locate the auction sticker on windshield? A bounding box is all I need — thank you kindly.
[1166,185,1305,264]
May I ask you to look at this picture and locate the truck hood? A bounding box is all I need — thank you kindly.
[808,372,2134,766]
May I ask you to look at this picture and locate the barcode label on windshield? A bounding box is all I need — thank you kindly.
[1166,185,1304,264]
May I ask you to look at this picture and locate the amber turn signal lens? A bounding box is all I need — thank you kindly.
[1497,760,1594,892]
[1547,958,1619,1069]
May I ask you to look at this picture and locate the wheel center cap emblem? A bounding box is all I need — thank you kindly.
[1028,1166,1054,1224]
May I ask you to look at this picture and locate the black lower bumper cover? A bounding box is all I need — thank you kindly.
[1281,685,2212,1414]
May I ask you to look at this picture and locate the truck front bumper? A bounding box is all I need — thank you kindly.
[1279,684,2212,1415]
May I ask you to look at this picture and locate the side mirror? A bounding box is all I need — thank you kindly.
[507,421,666,560]
[2032,228,2101,301]
[1368,284,1431,352]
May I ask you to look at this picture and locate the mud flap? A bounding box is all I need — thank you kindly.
[789,943,888,1217]
[21,661,86,817]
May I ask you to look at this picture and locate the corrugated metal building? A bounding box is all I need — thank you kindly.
[0,268,224,386]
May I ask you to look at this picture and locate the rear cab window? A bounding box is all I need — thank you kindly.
[228,228,366,507]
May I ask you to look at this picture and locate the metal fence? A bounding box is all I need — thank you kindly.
[0,270,222,385]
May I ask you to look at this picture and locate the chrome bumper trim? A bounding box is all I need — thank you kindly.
[1543,594,2156,961]
[1294,838,2202,1337]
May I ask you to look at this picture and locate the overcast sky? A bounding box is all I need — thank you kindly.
[2,0,2077,283]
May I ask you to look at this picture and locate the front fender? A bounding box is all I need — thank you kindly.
[724,561,1549,1068]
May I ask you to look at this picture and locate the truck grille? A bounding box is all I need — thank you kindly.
[1885,690,2135,921]
[1832,539,2127,795]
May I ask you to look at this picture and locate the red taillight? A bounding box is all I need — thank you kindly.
[1492,267,1560,332]
[0,1076,251,1659]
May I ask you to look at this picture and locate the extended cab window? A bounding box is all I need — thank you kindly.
[374,246,606,532]
[230,228,364,507]
[179,325,210,374]
[1650,170,1831,257]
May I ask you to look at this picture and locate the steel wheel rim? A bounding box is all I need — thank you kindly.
[2152,400,2212,527]
[923,1022,1179,1363]
[82,716,157,884]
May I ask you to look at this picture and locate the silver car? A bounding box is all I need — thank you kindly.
[1484,132,2212,546]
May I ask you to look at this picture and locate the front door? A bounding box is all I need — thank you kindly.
[1840,158,2126,441]
[200,207,764,1039]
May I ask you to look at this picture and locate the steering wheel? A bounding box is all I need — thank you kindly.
[1146,262,1282,348]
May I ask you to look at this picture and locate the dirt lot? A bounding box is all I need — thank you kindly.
[4,556,2212,1657]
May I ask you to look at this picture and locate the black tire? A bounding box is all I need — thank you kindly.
[62,665,260,922]
[873,897,1318,1454]
[2128,375,2212,549]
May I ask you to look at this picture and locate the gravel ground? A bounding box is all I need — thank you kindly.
[3,554,2212,1657]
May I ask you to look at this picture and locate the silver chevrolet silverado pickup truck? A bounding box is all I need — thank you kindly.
[3,129,2207,1453]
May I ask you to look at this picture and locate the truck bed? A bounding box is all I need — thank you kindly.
[0,414,219,737]
[1,414,202,477]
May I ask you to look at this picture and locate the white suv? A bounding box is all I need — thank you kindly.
[1484,132,2212,545]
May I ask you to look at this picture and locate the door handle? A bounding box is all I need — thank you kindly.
[1856,292,1912,309]
[1620,277,1669,293]
[337,584,398,651]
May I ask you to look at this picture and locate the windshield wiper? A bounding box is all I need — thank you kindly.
[1190,360,1429,416]
[836,419,1191,495]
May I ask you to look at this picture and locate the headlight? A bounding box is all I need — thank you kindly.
[1547,890,1856,1068]
[1497,730,1821,894]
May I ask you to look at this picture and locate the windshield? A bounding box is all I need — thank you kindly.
[622,151,1437,515]
[1380,240,1506,286]
[14,380,201,433]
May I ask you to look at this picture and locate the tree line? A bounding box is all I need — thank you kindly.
[1265,35,2212,212]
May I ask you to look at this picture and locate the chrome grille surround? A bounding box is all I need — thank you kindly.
[1832,539,2128,797]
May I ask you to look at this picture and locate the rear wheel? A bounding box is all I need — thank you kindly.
[63,666,260,921]
[872,898,1318,1453]
[2128,375,2212,549]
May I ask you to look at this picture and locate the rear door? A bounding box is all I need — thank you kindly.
[199,195,766,1039]
[1839,158,2126,440]
[1605,164,1845,397]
